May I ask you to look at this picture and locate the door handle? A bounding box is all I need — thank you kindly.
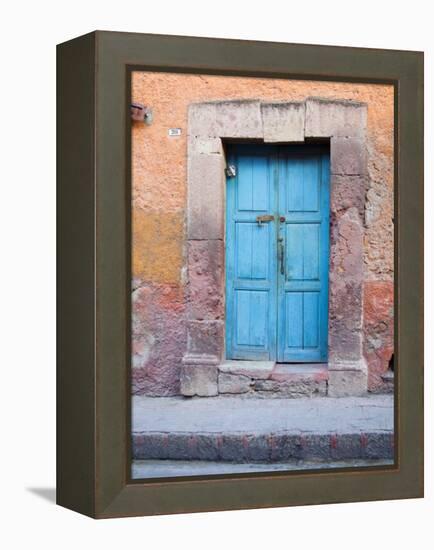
[256,214,274,226]
[278,237,285,275]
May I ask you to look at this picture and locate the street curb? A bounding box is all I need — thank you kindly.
[132,431,394,462]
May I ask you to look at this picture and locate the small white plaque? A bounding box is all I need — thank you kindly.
[168,128,182,136]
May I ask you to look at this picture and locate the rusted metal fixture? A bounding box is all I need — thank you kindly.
[130,102,153,124]
[256,214,274,226]
[225,164,236,177]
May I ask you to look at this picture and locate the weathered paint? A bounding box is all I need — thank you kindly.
[132,209,184,285]
[225,144,329,363]
[132,282,186,395]
[363,281,394,390]
[132,72,394,395]
[278,148,330,363]
[225,145,277,361]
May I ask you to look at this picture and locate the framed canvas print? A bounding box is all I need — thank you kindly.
[57,31,423,518]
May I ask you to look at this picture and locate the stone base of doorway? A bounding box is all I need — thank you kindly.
[218,361,328,398]
[132,394,394,462]
[180,359,369,398]
[131,458,394,479]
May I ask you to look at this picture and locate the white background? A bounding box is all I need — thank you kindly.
[1,0,432,547]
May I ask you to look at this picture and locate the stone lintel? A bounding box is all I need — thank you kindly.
[215,99,263,138]
[261,101,305,143]
[305,97,367,138]
[188,102,218,137]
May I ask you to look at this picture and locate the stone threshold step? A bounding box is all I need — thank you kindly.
[219,361,328,380]
[132,431,394,462]
[218,361,329,396]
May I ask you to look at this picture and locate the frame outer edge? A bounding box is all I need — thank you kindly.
[56,31,97,517]
[396,52,424,495]
[59,31,424,518]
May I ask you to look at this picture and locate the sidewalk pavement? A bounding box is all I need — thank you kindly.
[132,394,394,464]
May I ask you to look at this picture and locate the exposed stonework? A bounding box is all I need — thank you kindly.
[216,100,263,138]
[186,320,224,356]
[254,379,327,398]
[270,363,328,382]
[331,175,366,219]
[132,72,394,399]
[181,360,218,397]
[379,371,394,394]
[183,97,369,397]
[331,137,368,176]
[219,360,274,379]
[363,280,394,391]
[187,239,224,321]
[218,373,252,394]
[217,362,329,398]
[305,97,367,138]
[328,207,364,364]
[132,283,186,396]
[328,359,368,398]
[187,153,225,240]
[262,101,305,142]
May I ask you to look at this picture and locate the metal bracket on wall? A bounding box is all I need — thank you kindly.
[225,164,236,177]
[130,103,153,125]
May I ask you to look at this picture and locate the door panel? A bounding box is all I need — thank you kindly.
[285,292,303,348]
[303,292,320,348]
[277,151,330,362]
[286,157,321,212]
[286,223,320,281]
[226,144,329,363]
[235,290,269,347]
[237,155,270,211]
[235,222,270,280]
[226,145,277,360]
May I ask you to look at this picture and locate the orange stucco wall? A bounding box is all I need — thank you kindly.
[132,72,394,395]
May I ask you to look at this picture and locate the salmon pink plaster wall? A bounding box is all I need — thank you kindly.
[131,72,394,396]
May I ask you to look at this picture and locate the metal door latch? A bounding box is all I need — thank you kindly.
[256,214,274,226]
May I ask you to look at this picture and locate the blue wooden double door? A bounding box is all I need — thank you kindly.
[225,144,330,362]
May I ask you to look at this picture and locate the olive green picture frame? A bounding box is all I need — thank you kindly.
[57,31,423,519]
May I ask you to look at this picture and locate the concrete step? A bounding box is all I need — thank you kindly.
[132,394,394,462]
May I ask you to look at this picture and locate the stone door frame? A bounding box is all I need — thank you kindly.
[181,97,368,397]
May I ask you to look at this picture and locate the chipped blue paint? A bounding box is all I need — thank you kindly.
[226,144,329,362]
